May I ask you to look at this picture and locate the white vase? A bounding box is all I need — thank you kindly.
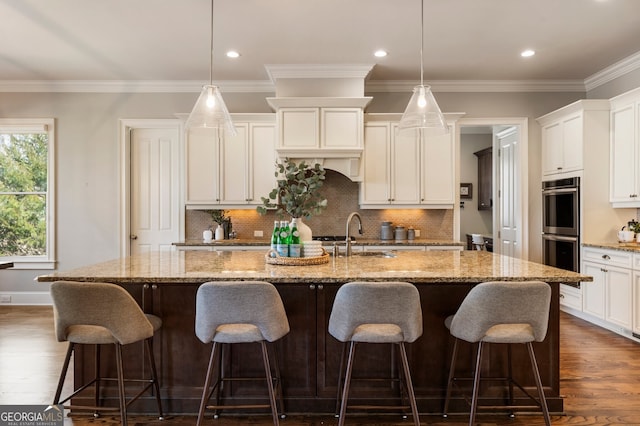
[292,217,313,242]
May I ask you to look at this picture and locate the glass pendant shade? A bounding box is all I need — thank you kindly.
[398,85,449,136]
[185,84,236,135]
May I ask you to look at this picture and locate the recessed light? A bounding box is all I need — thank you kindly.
[374,50,388,58]
[226,51,240,58]
[521,49,535,58]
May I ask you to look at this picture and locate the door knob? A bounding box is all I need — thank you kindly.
[130,235,138,240]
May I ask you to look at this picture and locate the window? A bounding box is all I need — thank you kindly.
[0,119,55,269]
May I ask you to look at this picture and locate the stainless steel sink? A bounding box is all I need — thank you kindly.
[351,251,397,258]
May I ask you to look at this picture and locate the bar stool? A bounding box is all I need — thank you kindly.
[50,281,163,426]
[195,281,290,426]
[328,281,423,426]
[442,281,552,426]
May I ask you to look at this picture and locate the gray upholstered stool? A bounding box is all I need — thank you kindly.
[442,281,552,426]
[195,281,290,426]
[328,281,423,426]
[50,281,163,426]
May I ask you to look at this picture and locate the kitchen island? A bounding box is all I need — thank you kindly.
[37,250,590,416]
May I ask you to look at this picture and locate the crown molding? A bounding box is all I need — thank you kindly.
[0,80,274,93]
[366,79,587,93]
[584,50,640,92]
[264,64,375,83]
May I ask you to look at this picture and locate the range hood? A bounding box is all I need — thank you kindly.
[265,64,374,181]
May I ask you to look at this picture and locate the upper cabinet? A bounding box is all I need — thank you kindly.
[359,116,458,209]
[610,87,640,207]
[537,99,610,179]
[185,115,277,208]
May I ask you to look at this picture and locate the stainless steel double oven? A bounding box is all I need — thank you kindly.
[542,177,580,287]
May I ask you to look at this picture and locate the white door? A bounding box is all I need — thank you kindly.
[496,127,521,258]
[130,127,181,254]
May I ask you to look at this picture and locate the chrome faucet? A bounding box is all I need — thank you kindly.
[345,212,363,256]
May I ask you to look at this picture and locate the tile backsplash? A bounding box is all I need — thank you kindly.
[186,170,454,241]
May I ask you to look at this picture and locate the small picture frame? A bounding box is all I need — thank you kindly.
[460,183,472,199]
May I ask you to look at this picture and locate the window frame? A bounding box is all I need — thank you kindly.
[0,118,56,269]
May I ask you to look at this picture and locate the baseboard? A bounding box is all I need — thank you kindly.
[0,291,52,305]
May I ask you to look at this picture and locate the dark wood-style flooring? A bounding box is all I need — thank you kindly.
[2,305,640,425]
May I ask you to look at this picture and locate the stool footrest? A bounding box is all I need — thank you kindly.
[206,404,271,410]
[347,404,411,411]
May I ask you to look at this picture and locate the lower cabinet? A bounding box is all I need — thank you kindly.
[576,247,635,338]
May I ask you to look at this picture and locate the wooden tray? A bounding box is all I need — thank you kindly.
[265,249,329,266]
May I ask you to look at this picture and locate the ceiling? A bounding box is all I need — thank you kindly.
[2,0,640,92]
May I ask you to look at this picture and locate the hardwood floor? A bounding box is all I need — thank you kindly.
[2,305,640,425]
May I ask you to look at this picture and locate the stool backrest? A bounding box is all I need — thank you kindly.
[50,281,154,345]
[328,281,422,343]
[471,234,485,250]
[195,281,290,343]
[449,281,551,343]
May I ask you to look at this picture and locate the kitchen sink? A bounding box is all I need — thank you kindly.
[351,251,397,258]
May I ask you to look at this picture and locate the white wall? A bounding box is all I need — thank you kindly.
[0,88,593,302]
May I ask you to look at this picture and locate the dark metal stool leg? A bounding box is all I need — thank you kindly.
[337,341,357,426]
[334,342,347,417]
[527,343,551,426]
[94,344,101,417]
[145,338,164,420]
[197,342,219,426]
[469,341,484,426]
[269,343,286,419]
[114,343,127,426]
[53,343,74,405]
[398,342,420,426]
[442,338,459,417]
[260,341,280,426]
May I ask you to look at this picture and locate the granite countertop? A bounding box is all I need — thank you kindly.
[173,238,465,247]
[583,241,640,253]
[37,250,590,285]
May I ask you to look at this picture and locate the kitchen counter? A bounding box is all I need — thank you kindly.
[37,251,589,415]
[173,238,465,248]
[583,241,640,253]
[37,250,585,284]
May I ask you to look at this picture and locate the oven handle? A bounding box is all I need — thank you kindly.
[542,187,578,195]
[542,234,578,242]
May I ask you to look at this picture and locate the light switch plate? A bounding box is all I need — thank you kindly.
[414,229,421,237]
[254,230,264,237]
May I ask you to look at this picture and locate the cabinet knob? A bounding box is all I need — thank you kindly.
[602,254,610,260]
[309,284,315,290]
[600,268,608,273]
[557,167,562,170]
[317,284,324,290]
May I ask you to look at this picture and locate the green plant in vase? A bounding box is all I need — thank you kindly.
[257,158,327,241]
[206,209,232,239]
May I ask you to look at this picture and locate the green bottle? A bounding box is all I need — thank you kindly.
[276,220,290,257]
[289,219,301,257]
[270,220,279,252]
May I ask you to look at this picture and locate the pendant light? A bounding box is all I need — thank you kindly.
[397,0,448,136]
[185,0,236,135]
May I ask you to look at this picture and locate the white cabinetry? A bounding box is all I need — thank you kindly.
[278,107,363,151]
[610,87,640,207]
[580,247,633,333]
[537,99,610,178]
[360,117,456,208]
[633,254,640,337]
[185,116,276,208]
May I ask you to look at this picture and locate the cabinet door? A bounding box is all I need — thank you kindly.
[582,261,605,319]
[249,123,277,204]
[474,147,492,210]
[633,271,640,335]
[185,127,220,204]
[391,124,421,204]
[360,123,391,205]
[421,130,455,205]
[541,122,563,176]
[605,265,633,330]
[321,108,362,149]
[560,114,583,173]
[219,124,249,204]
[610,103,638,203]
[279,108,319,149]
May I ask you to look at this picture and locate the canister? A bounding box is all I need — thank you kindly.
[407,227,415,240]
[394,225,407,241]
[381,221,394,240]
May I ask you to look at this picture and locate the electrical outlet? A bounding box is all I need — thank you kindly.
[414,229,421,237]
[0,295,11,303]
[254,230,264,237]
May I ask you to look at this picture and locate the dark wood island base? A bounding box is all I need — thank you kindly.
[38,250,588,416]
